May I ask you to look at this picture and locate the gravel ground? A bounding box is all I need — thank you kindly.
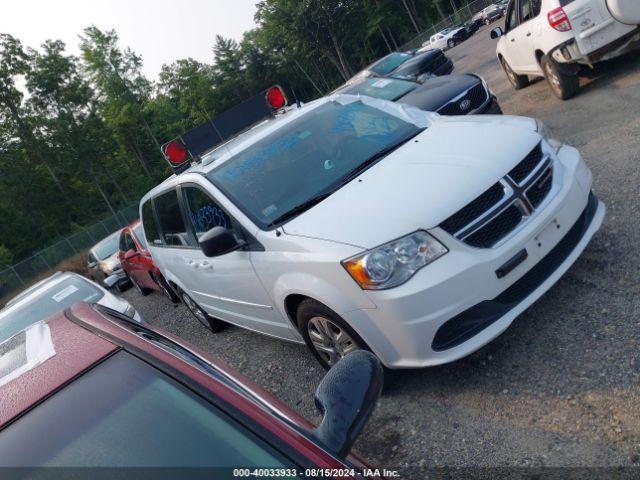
[121,22,640,478]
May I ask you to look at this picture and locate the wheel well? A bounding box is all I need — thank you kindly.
[284,294,309,329]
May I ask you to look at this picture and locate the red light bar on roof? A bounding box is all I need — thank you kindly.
[160,85,289,173]
[161,138,191,173]
[266,86,287,109]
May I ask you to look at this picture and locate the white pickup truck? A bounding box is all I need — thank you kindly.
[492,0,640,99]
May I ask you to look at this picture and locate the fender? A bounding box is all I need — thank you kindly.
[272,271,376,328]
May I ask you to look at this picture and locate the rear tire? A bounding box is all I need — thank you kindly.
[501,58,530,90]
[296,298,369,370]
[485,18,491,25]
[541,54,579,100]
[181,292,226,333]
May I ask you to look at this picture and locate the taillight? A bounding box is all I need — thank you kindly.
[548,6,572,32]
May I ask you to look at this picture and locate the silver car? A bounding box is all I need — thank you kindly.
[0,272,142,343]
[87,230,129,291]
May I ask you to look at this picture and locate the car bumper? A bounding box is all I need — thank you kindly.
[479,96,503,114]
[102,269,130,290]
[343,146,605,368]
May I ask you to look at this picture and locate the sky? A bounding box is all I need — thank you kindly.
[1,0,259,80]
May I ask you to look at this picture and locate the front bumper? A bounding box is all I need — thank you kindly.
[102,269,130,290]
[480,96,503,115]
[343,146,605,368]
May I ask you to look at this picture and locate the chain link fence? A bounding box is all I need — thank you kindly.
[0,204,139,302]
[400,0,500,52]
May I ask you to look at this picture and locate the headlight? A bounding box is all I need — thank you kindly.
[342,231,448,290]
[535,119,563,153]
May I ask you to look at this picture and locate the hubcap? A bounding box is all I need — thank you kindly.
[307,316,358,366]
[183,294,208,325]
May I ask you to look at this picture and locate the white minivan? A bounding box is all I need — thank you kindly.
[140,92,604,369]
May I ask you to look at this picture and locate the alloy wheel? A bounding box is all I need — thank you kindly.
[307,316,359,367]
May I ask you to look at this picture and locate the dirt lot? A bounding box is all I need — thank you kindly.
[121,22,640,477]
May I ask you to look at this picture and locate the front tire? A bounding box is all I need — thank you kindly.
[154,273,181,303]
[296,298,368,370]
[131,274,153,296]
[541,54,579,100]
[501,57,530,90]
[447,39,455,49]
[181,292,226,333]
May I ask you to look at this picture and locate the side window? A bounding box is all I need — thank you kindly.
[118,232,127,252]
[126,234,138,252]
[530,0,541,17]
[88,253,97,264]
[182,186,244,244]
[155,190,191,247]
[141,200,162,246]
[505,1,519,31]
[520,0,532,22]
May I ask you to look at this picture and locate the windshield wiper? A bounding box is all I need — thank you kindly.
[338,129,424,187]
[266,191,333,227]
[266,129,423,228]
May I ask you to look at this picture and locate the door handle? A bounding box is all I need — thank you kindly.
[200,261,213,270]
[186,259,198,268]
[510,38,515,42]
[526,32,531,37]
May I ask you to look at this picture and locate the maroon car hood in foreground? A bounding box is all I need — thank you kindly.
[0,302,369,474]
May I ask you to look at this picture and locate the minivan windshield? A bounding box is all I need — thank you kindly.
[207,100,423,228]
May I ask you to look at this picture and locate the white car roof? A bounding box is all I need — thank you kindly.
[141,94,437,204]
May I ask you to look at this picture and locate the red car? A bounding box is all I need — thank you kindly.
[0,302,382,473]
[118,220,178,301]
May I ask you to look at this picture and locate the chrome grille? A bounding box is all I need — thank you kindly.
[437,83,488,115]
[439,143,554,248]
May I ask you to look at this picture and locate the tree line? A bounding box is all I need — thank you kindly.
[0,0,465,266]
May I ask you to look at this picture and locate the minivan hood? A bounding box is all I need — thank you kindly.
[282,115,540,249]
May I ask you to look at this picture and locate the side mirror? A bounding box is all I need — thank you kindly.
[199,226,245,257]
[490,27,504,39]
[124,249,138,260]
[311,351,383,458]
[87,262,97,269]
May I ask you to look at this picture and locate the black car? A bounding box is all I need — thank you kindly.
[347,50,453,85]
[464,18,483,36]
[336,74,502,116]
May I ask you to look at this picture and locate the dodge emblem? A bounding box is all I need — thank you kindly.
[460,99,472,111]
